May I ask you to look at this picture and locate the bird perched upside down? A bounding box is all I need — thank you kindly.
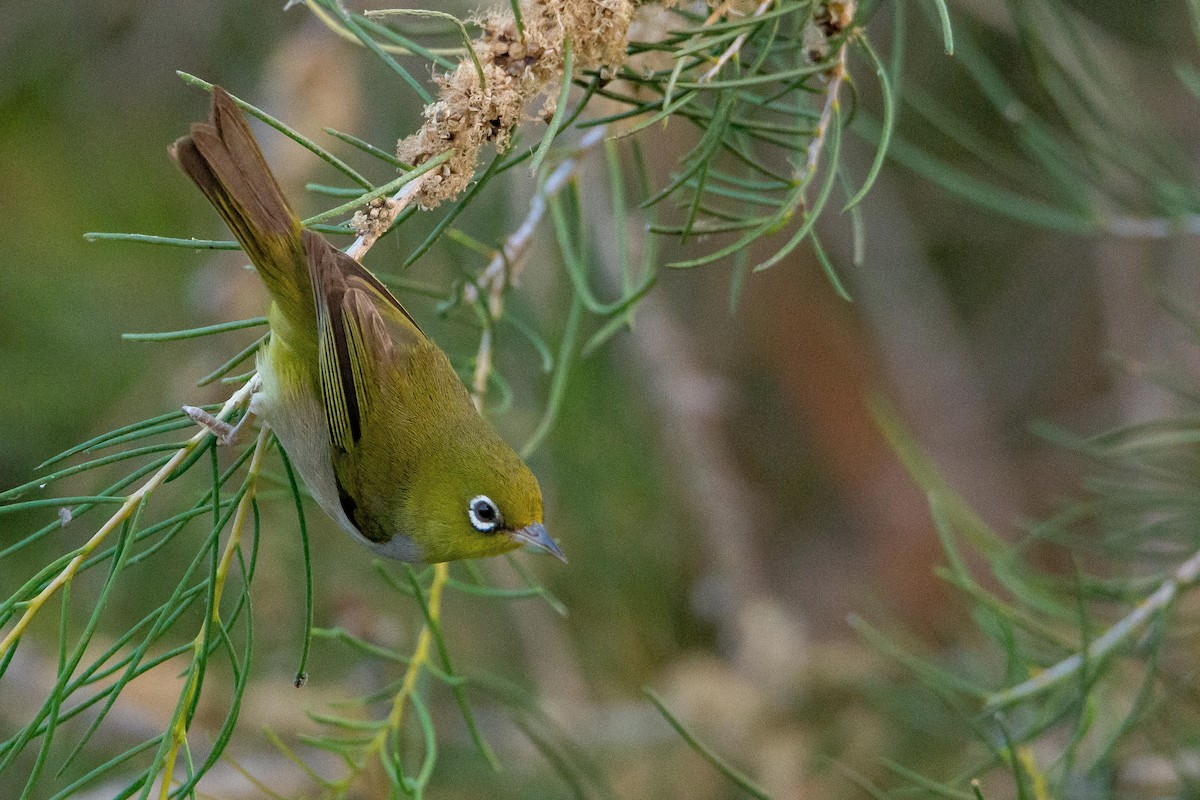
[170,87,563,564]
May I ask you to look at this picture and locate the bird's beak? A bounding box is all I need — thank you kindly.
[509,523,567,563]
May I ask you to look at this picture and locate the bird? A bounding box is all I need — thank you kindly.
[169,87,563,565]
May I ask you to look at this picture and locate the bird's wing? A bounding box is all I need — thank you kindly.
[302,230,423,452]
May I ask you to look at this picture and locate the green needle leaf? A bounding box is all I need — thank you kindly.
[528,37,576,178]
[644,687,773,800]
[122,317,268,342]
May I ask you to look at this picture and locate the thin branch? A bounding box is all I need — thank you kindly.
[698,0,775,83]
[1102,214,1200,238]
[985,545,1200,710]
[328,562,449,795]
[345,151,455,260]
[0,377,260,664]
[470,327,496,413]
[157,425,272,798]
[466,125,609,408]
[803,38,849,185]
[300,0,465,60]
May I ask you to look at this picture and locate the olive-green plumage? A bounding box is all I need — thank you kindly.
[170,88,559,564]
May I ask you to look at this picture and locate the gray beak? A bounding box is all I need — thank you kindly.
[510,523,567,563]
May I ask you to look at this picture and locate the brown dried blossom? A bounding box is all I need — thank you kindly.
[814,0,855,36]
[350,195,398,238]
[396,0,635,208]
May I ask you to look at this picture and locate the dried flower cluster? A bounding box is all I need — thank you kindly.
[350,195,398,238]
[662,0,760,10]
[814,0,854,36]
[397,0,635,208]
[805,0,856,64]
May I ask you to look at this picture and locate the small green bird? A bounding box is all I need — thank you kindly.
[170,87,562,564]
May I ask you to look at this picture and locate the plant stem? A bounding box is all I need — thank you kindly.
[0,378,259,664]
[156,427,271,798]
[330,562,449,797]
[467,126,609,408]
[985,544,1200,710]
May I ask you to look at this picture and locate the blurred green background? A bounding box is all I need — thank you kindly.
[3,1,1199,797]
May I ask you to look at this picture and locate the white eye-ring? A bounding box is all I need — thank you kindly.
[468,495,502,533]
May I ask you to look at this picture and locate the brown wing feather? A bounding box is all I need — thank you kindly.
[303,230,423,452]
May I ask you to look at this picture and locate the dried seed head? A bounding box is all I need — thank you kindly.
[396,0,635,209]
[815,0,856,36]
[350,196,397,238]
[803,21,830,64]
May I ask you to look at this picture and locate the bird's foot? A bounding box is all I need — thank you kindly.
[183,373,262,446]
[183,405,255,446]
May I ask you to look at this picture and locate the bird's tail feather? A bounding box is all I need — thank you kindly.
[170,87,311,323]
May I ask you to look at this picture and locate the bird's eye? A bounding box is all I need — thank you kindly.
[468,495,502,533]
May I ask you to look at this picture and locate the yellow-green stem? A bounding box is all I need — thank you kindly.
[0,378,259,663]
[158,425,271,799]
[331,561,449,796]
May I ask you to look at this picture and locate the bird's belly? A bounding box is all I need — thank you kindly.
[256,343,420,561]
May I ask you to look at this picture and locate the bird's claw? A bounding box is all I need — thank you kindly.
[183,405,252,446]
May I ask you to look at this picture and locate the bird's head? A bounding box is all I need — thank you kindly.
[405,427,562,564]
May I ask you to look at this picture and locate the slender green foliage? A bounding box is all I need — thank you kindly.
[644,688,773,800]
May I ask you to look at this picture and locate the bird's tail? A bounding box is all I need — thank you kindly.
[169,87,312,325]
